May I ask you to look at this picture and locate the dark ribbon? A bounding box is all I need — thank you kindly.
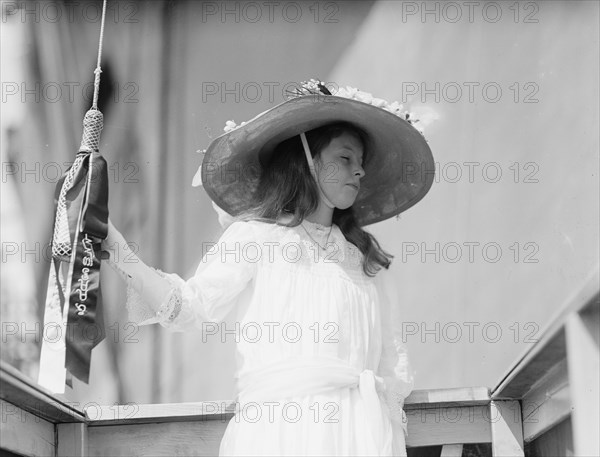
[51,150,108,384]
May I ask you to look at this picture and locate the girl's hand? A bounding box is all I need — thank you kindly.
[99,219,170,313]
[101,218,127,260]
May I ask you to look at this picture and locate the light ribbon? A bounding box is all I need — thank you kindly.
[235,355,393,455]
[38,0,109,392]
[300,132,335,209]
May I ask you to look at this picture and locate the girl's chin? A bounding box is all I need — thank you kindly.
[334,200,357,210]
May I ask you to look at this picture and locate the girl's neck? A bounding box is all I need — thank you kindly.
[305,202,334,227]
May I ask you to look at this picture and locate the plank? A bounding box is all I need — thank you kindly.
[57,422,88,456]
[87,420,228,457]
[95,393,508,425]
[85,400,235,425]
[406,405,491,447]
[86,404,493,454]
[405,387,490,407]
[440,444,463,456]
[521,359,571,442]
[492,330,566,400]
[0,399,55,457]
[565,303,600,457]
[0,361,86,424]
[522,383,571,443]
[490,400,524,456]
[492,269,599,398]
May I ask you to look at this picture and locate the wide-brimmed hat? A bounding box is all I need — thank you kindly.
[193,80,435,226]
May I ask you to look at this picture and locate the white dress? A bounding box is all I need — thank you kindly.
[127,219,414,456]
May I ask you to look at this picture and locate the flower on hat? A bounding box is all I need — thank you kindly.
[224,119,247,133]
[327,81,430,136]
[220,79,436,138]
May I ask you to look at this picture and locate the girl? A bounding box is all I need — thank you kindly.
[103,79,435,456]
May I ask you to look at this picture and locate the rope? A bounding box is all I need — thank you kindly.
[54,0,108,257]
[92,0,108,110]
[300,133,335,209]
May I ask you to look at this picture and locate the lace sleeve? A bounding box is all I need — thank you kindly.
[113,221,258,332]
[375,266,416,447]
[123,268,181,327]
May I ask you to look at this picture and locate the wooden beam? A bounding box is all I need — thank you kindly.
[522,383,571,443]
[490,400,524,456]
[89,387,491,425]
[565,301,600,457]
[85,400,235,425]
[406,405,491,447]
[492,330,566,401]
[87,420,227,457]
[57,422,88,456]
[440,444,463,457]
[0,361,87,424]
[405,386,490,407]
[492,268,599,399]
[0,399,55,457]
[521,359,571,442]
[85,403,493,454]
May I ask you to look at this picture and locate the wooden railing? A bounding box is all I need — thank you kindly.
[491,267,599,457]
[2,268,597,456]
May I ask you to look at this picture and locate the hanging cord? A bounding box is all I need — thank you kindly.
[54,0,110,256]
[300,133,335,209]
[92,0,108,110]
[78,0,108,154]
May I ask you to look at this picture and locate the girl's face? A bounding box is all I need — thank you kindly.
[314,132,365,209]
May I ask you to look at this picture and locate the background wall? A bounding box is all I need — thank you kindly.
[331,0,599,394]
[1,0,598,407]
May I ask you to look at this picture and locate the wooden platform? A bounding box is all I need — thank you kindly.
[2,269,597,456]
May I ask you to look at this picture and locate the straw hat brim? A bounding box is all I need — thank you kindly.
[199,95,434,226]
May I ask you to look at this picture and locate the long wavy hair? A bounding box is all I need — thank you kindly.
[235,121,393,276]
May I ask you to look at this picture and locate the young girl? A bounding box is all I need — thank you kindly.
[103,79,434,456]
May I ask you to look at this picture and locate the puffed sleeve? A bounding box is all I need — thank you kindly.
[375,265,416,451]
[123,221,258,332]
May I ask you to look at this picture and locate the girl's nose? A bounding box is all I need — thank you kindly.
[354,164,365,178]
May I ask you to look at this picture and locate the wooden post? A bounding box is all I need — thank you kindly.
[440,444,463,456]
[565,304,600,457]
[57,422,89,456]
[490,400,524,457]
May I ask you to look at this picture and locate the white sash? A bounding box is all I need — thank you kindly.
[235,355,393,455]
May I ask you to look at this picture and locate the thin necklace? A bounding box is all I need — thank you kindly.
[300,221,333,250]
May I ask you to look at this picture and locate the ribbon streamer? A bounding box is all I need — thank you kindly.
[39,110,109,391]
[38,0,109,392]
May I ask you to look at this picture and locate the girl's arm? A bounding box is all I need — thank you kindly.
[102,219,173,317]
[102,218,258,331]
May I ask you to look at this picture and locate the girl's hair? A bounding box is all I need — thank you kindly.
[236,121,393,276]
